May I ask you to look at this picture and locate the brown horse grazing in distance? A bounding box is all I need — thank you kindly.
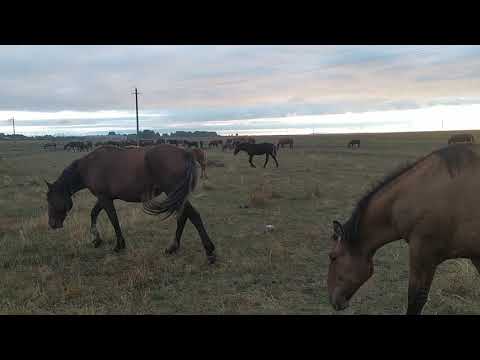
[327,144,480,314]
[348,139,360,148]
[45,144,216,264]
[190,148,208,179]
[448,133,474,145]
[277,137,294,150]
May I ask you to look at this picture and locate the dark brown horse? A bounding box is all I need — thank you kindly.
[183,140,199,148]
[327,144,480,314]
[234,142,278,168]
[348,139,361,148]
[43,143,57,151]
[448,133,474,145]
[277,138,294,150]
[208,140,222,148]
[45,144,216,264]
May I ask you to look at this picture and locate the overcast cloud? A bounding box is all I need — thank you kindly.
[1,45,480,135]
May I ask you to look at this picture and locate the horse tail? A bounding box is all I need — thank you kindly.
[142,151,199,219]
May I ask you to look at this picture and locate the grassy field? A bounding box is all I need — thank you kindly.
[1,131,480,314]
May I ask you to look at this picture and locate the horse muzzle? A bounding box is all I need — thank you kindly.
[49,221,64,229]
[329,288,350,311]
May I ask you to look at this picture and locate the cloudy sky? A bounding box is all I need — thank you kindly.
[1,45,480,136]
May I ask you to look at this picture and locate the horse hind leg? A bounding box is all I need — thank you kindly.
[90,201,104,247]
[184,201,216,264]
[271,152,279,168]
[264,154,270,168]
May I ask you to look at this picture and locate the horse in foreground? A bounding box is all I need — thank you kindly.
[277,138,293,150]
[327,143,480,314]
[234,142,278,168]
[348,139,360,148]
[45,144,216,264]
[448,133,474,145]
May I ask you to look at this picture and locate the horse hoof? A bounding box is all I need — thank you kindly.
[207,253,216,265]
[92,239,103,248]
[165,246,178,255]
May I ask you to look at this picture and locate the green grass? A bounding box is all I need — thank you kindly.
[1,132,480,314]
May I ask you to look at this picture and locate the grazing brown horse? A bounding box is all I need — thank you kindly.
[277,138,294,150]
[348,139,361,148]
[191,148,208,179]
[448,133,474,145]
[234,142,278,168]
[327,144,480,314]
[45,145,216,264]
[43,143,57,151]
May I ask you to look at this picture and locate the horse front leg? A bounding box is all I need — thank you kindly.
[100,197,126,252]
[165,208,188,255]
[263,154,270,168]
[406,244,438,315]
[249,155,256,168]
[90,200,104,248]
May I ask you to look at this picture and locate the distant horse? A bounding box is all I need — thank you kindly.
[222,142,234,152]
[234,142,279,168]
[448,133,474,145]
[85,141,93,151]
[45,144,216,264]
[327,144,480,315]
[277,138,294,150]
[140,139,155,147]
[43,143,57,151]
[184,140,199,148]
[199,141,204,148]
[64,141,86,152]
[209,139,222,148]
[348,139,361,148]
[191,148,208,179]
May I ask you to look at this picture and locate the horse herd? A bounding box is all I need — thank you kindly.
[44,132,480,315]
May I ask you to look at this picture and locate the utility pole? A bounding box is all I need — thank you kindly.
[132,88,141,147]
[10,117,15,136]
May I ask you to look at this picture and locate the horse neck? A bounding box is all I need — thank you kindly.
[55,161,85,196]
[355,185,403,256]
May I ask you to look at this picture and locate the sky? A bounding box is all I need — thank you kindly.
[1,45,480,136]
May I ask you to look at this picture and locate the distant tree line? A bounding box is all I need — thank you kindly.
[0,129,219,141]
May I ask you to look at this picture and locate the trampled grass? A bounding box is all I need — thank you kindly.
[1,131,480,314]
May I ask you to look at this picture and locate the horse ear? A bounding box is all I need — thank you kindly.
[44,179,52,189]
[333,220,344,239]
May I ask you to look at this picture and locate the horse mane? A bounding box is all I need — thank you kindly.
[344,144,478,245]
[53,159,84,195]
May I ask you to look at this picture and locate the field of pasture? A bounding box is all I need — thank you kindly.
[1,131,480,314]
